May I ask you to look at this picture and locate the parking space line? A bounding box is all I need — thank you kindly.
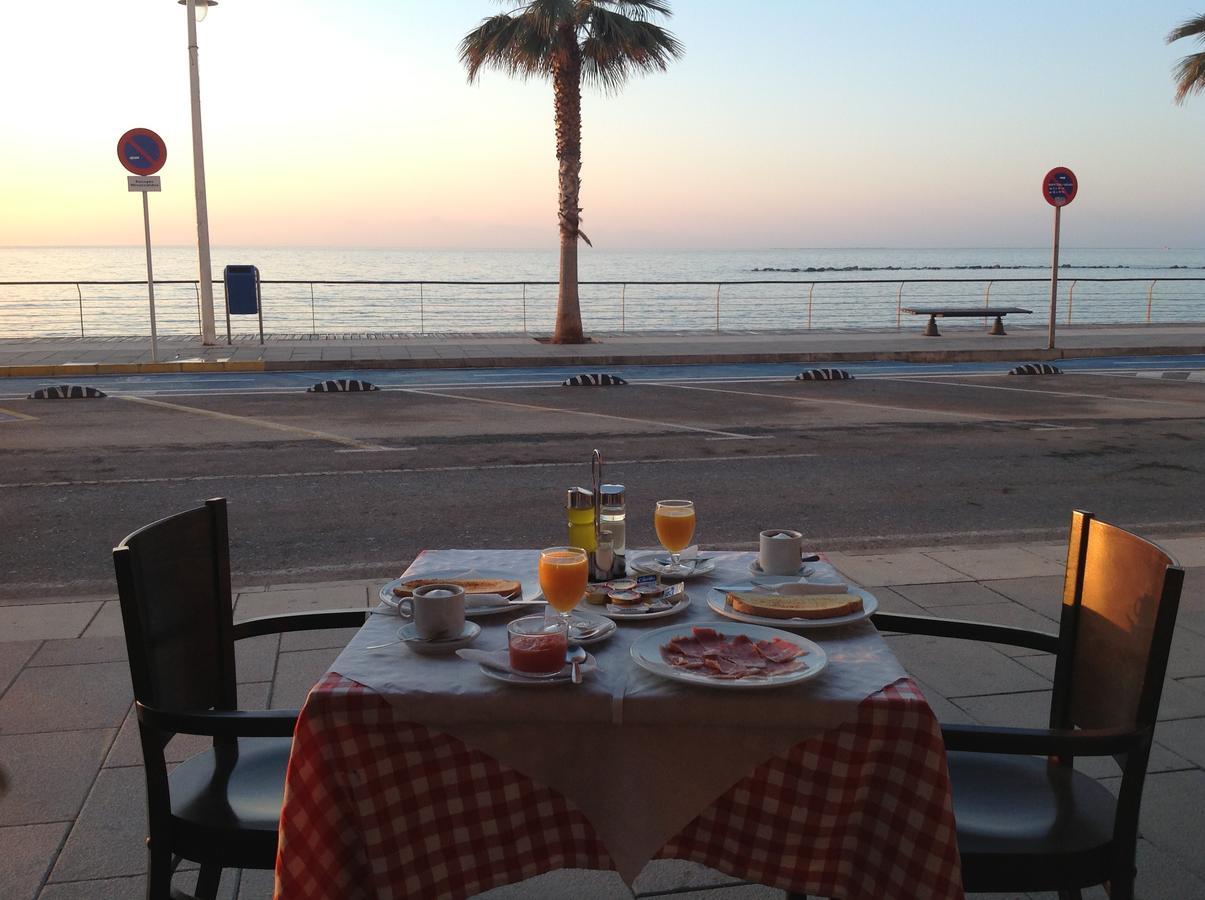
[887,377,1205,407]
[653,382,1003,422]
[118,395,393,451]
[0,452,819,490]
[399,387,757,439]
[0,406,37,422]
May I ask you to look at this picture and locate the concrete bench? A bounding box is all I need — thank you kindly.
[902,306,1033,336]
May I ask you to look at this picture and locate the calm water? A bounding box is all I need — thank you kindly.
[2,246,1204,337]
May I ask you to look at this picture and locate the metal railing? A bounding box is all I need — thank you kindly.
[2,276,1205,339]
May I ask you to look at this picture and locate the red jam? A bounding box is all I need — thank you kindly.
[508,632,567,674]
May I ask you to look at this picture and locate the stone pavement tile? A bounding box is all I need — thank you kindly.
[954,689,1052,729]
[49,766,148,881]
[931,600,1061,657]
[1015,654,1205,721]
[825,551,967,587]
[0,641,41,694]
[978,575,1064,620]
[1159,537,1205,567]
[911,676,976,725]
[28,637,126,668]
[861,586,927,616]
[0,729,115,825]
[924,547,1065,581]
[1131,836,1205,900]
[1152,717,1205,769]
[0,603,100,641]
[37,876,145,900]
[882,634,1049,699]
[104,683,270,768]
[234,584,370,620]
[0,821,69,900]
[80,601,123,638]
[1134,769,1205,882]
[890,580,1009,609]
[271,648,343,709]
[0,661,130,734]
[1167,627,1205,679]
[235,634,280,684]
[279,625,363,652]
[1182,675,1205,695]
[1020,541,1070,564]
[237,867,276,900]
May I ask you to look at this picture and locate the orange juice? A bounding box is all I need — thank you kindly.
[655,506,696,552]
[539,549,589,613]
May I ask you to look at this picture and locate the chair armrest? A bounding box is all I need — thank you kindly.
[137,703,300,738]
[941,723,1143,757]
[871,611,1059,653]
[233,608,370,640]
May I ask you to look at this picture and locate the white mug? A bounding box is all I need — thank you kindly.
[397,583,466,640]
[759,529,803,575]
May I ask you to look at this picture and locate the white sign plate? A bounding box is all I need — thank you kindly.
[127,176,162,192]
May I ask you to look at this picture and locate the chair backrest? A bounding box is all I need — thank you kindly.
[113,497,238,715]
[1051,510,1184,735]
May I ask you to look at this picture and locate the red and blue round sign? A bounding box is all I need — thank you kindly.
[1042,167,1077,207]
[118,128,167,176]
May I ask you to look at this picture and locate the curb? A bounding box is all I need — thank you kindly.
[1,344,1203,378]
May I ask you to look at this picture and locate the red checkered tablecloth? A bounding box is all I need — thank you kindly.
[275,673,963,899]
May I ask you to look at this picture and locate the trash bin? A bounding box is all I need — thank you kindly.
[223,265,263,345]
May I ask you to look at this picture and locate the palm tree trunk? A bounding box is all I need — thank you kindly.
[552,39,585,344]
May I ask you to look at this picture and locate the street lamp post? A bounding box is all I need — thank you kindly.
[180,0,217,345]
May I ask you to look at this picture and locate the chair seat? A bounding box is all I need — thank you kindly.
[949,750,1118,891]
[169,736,292,868]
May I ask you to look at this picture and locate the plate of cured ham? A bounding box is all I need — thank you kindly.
[629,623,827,689]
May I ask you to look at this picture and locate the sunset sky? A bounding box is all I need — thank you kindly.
[3,1,1205,249]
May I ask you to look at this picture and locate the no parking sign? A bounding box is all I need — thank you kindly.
[118,128,167,176]
[1042,166,1078,350]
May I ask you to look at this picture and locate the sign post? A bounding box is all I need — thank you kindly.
[1042,167,1078,350]
[118,128,167,362]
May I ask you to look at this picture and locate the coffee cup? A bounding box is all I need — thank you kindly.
[397,583,466,640]
[759,529,804,575]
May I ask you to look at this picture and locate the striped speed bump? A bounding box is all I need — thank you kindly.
[1008,363,1063,376]
[562,373,629,386]
[307,379,380,393]
[28,385,107,399]
[795,369,853,381]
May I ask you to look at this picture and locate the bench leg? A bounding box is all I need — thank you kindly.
[924,314,941,337]
[990,315,1006,336]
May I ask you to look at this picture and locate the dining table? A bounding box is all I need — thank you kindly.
[273,549,964,900]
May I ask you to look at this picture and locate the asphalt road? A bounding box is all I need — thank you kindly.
[3,359,1205,600]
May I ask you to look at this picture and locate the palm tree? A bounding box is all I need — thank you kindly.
[461,1,682,344]
[1168,14,1205,104]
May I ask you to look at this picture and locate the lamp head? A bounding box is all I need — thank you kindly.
[178,0,217,22]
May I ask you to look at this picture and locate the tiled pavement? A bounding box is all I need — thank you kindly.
[2,540,1204,900]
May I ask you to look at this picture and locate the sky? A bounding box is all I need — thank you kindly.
[2,1,1204,250]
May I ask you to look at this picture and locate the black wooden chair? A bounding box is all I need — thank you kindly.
[864,510,1184,899]
[113,497,370,900]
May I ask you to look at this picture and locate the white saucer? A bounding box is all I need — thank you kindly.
[566,611,617,645]
[399,620,481,655]
[749,560,815,578]
[629,553,717,579]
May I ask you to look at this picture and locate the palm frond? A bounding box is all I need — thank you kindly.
[1167,14,1205,45]
[459,11,555,82]
[1172,51,1205,104]
[589,0,675,20]
[581,7,683,92]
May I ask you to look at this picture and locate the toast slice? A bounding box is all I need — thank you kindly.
[727,590,863,620]
[392,577,522,599]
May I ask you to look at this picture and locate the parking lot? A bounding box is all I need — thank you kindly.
[3,362,1205,600]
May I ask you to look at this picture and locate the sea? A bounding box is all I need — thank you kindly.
[2,246,1204,338]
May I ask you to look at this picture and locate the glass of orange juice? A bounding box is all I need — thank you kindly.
[538,546,589,626]
[654,499,696,575]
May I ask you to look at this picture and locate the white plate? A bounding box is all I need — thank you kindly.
[707,586,879,629]
[577,592,691,620]
[630,622,827,689]
[479,665,575,685]
[566,611,617,645]
[749,560,815,579]
[379,576,525,618]
[627,553,717,579]
[399,620,481,655]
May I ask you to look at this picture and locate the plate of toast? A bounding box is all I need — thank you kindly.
[379,575,528,617]
[706,582,878,629]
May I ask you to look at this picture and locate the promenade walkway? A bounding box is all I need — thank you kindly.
[2,322,1205,376]
[2,538,1204,899]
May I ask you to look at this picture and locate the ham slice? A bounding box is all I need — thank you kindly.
[659,628,808,680]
